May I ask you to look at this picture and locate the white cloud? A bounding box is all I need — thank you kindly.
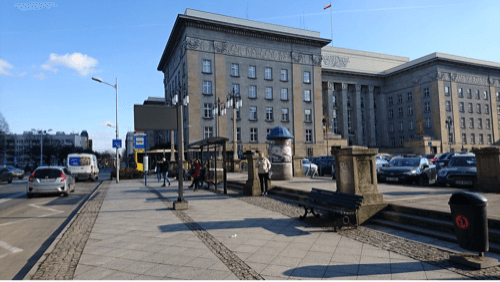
[33,72,46,79]
[40,53,98,76]
[19,72,27,77]
[0,59,13,75]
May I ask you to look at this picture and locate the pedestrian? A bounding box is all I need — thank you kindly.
[192,161,206,191]
[156,159,162,182]
[256,152,271,196]
[188,160,201,190]
[161,157,171,186]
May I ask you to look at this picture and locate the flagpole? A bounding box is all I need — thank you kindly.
[330,0,333,46]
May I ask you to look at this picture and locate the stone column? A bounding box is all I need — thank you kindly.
[244,153,262,196]
[293,156,306,177]
[367,86,376,147]
[333,146,387,225]
[340,83,349,140]
[377,89,389,146]
[472,147,500,192]
[355,84,363,145]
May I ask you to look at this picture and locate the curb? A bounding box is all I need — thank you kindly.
[23,180,105,280]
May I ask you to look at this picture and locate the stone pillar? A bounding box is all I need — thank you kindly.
[472,147,500,192]
[333,146,387,225]
[170,131,175,162]
[293,156,305,177]
[355,84,363,145]
[367,86,376,147]
[244,154,262,196]
[376,89,389,146]
[340,83,349,140]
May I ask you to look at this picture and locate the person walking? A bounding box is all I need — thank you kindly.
[256,152,271,196]
[189,160,201,190]
[160,157,171,186]
[156,159,162,182]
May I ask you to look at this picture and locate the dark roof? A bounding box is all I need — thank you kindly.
[267,126,293,139]
[188,137,229,150]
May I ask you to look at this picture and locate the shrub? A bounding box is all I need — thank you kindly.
[110,167,145,179]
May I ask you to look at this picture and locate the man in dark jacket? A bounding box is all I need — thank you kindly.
[161,157,171,187]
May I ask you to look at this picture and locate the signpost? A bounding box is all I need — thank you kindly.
[112,139,122,149]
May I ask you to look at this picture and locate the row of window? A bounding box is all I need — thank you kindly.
[202,104,315,123]
[461,133,492,145]
[202,60,312,83]
[389,118,432,133]
[452,87,490,100]
[459,117,493,129]
[203,127,314,143]
[455,102,491,114]
[388,106,415,118]
[202,82,313,101]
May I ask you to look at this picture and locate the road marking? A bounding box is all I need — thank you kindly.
[0,192,26,204]
[0,241,23,259]
[0,202,64,227]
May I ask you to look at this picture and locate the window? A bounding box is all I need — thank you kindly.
[400,136,405,146]
[497,92,500,101]
[281,69,288,81]
[347,110,353,134]
[446,101,451,111]
[485,104,490,114]
[204,127,213,139]
[232,84,240,95]
[458,88,463,98]
[389,123,394,133]
[202,60,211,73]
[304,90,311,102]
[424,88,430,98]
[398,107,403,117]
[484,91,488,100]
[407,92,413,101]
[347,96,351,107]
[499,120,500,130]
[332,96,337,106]
[282,108,289,121]
[250,106,257,120]
[203,81,212,94]
[479,134,484,145]
[250,128,258,142]
[204,103,213,118]
[486,119,491,129]
[471,134,475,145]
[397,94,403,104]
[424,102,431,112]
[467,89,472,99]
[469,118,474,128]
[237,128,241,142]
[478,118,482,129]
[248,66,256,78]
[488,134,492,145]
[476,90,480,100]
[462,133,467,145]
[266,128,272,137]
[266,107,273,121]
[305,129,312,142]
[468,103,473,113]
[389,110,394,118]
[304,109,312,122]
[236,107,241,119]
[281,88,288,100]
[459,102,464,112]
[476,104,481,114]
[265,87,273,99]
[460,117,465,129]
[303,71,310,83]
[249,86,256,98]
[399,121,404,131]
[498,106,500,114]
[425,117,431,128]
[409,120,414,130]
[360,97,364,108]
[388,97,393,105]
[445,86,450,96]
[265,67,272,80]
[332,109,338,133]
[231,63,239,76]
[390,137,396,147]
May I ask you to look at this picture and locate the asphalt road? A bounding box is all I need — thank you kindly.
[0,169,112,280]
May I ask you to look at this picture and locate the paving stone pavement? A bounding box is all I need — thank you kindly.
[25,176,500,280]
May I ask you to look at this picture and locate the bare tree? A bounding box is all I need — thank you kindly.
[0,112,9,134]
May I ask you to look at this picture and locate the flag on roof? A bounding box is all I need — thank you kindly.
[324,3,331,10]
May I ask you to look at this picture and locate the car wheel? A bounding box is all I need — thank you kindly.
[63,191,69,197]
[19,176,24,180]
[8,178,12,183]
[27,192,33,198]
[418,177,425,186]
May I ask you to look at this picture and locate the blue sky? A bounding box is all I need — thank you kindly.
[1,0,499,152]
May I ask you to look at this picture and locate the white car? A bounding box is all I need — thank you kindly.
[302,159,318,177]
[67,153,99,181]
[26,166,76,198]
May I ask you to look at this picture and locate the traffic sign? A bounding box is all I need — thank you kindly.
[13,156,18,164]
[112,139,122,148]
[134,136,145,149]
[428,142,432,146]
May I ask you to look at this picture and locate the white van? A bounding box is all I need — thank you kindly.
[67,153,99,181]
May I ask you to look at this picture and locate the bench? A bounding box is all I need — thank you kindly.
[295,188,364,231]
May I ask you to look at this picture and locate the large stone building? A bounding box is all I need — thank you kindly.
[157,9,500,158]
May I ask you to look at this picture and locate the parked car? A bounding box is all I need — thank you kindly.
[302,159,318,176]
[424,154,440,164]
[435,153,455,170]
[437,153,477,187]
[376,155,389,176]
[67,153,99,181]
[26,166,76,198]
[312,156,335,176]
[0,165,25,179]
[0,168,14,184]
[378,157,438,185]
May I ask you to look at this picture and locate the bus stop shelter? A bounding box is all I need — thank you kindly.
[188,137,228,194]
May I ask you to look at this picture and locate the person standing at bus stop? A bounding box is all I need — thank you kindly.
[156,159,162,182]
[256,152,271,196]
[161,157,171,186]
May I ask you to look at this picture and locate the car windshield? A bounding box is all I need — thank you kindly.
[34,169,61,179]
[389,158,420,167]
[448,157,476,167]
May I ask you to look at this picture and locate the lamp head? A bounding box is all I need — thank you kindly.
[92,77,103,83]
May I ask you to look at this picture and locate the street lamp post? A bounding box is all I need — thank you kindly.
[92,77,119,183]
[172,89,189,206]
[226,89,242,161]
[445,117,453,153]
[213,98,226,137]
[32,129,52,166]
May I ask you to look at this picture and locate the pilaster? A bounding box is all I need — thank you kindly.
[187,49,201,142]
[451,81,460,149]
[431,80,445,145]
[367,86,376,147]
[293,63,304,144]
[215,53,228,138]
[314,65,324,145]
[340,83,349,140]
[355,84,363,145]
[491,86,499,144]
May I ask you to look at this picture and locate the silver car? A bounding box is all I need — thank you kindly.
[26,166,76,198]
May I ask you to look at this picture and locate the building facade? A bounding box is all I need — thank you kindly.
[157,9,500,158]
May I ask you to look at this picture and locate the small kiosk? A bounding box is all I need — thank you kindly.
[267,126,294,180]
